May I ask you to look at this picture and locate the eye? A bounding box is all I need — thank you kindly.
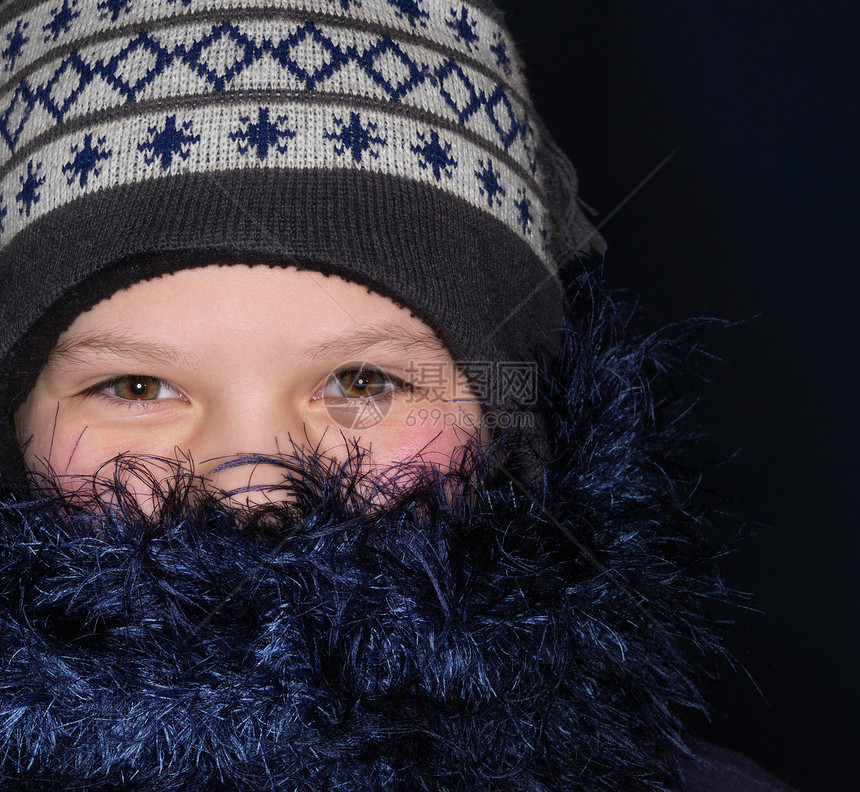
[93,375,181,402]
[320,367,407,399]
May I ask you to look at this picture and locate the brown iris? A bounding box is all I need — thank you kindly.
[110,375,163,400]
[332,368,392,398]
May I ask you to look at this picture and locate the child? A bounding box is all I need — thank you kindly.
[0,1,795,789]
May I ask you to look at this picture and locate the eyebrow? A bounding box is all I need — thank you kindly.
[46,331,201,371]
[46,322,448,371]
[302,321,448,362]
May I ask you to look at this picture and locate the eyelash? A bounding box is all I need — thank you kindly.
[82,375,181,408]
[316,366,415,401]
[82,367,415,407]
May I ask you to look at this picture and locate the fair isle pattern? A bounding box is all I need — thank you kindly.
[0,0,528,98]
[0,18,536,172]
[1,101,548,253]
[0,0,550,259]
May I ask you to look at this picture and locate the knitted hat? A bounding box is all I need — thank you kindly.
[0,0,601,424]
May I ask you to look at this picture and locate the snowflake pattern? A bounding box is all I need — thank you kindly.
[328,0,361,9]
[490,33,511,76]
[540,226,550,253]
[97,0,134,23]
[0,196,6,233]
[16,160,45,217]
[2,21,29,73]
[474,159,505,208]
[324,112,387,164]
[411,130,457,181]
[230,107,295,161]
[62,133,112,188]
[521,130,537,175]
[514,189,532,234]
[446,6,479,51]
[137,115,200,170]
[42,0,80,43]
[386,0,429,28]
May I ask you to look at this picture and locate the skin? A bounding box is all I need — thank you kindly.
[14,265,484,509]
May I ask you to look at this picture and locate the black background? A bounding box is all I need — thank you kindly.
[499,2,858,790]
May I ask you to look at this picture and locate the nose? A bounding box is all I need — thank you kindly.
[192,402,305,509]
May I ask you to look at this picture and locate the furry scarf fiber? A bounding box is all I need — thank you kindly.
[0,278,727,791]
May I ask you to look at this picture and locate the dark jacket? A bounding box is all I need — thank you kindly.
[680,744,797,792]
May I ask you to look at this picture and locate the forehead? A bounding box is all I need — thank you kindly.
[48,264,448,367]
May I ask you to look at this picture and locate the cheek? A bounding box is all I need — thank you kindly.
[361,403,483,472]
[16,402,175,487]
[18,416,187,516]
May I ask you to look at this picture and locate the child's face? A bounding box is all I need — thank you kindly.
[14,265,483,504]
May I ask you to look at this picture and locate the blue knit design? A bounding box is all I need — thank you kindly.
[1,21,29,73]
[97,0,134,23]
[137,114,200,170]
[62,132,112,187]
[446,6,479,51]
[15,159,44,216]
[386,0,429,29]
[324,111,387,163]
[490,32,511,76]
[411,130,457,181]
[484,85,525,150]
[229,107,296,161]
[514,189,532,234]
[474,158,504,207]
[0,20,532,163]
[42,1,81,43]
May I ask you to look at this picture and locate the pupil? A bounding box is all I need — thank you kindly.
[130,379,148,396]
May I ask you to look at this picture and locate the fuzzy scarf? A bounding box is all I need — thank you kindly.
[0,278,729,791]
